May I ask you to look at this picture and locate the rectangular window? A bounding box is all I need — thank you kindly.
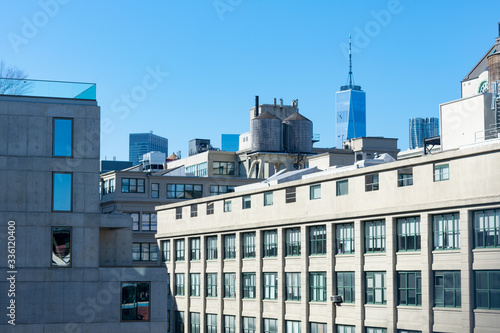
[397,330,421,333]
[175,239,185,261]
[190,238,200,261]
[366,328,386,333]
[210,185,235,196]
[337,325,355,333]
[167,184,203,199]
[398,271,422,306]
[242,273,256,298]
[263,230,278,257]
[190,273,200,297]
[101,178,115,195]
[285,228,301,256]
[196,162,207,177]
[263,272,278,299]
[51,227,71,267]
[264,191,273,206]
[161,240,170,262]
[242,195,251,209]
[132,243,158,261]
[473,209,500,248]
[190,312,200,333]
[243,317,256,333]
[310,184,321,200]
[475,270,500,309]
[365,173,379,191]
[336,179,348,196]
[286,320,301,333]
[175,273,185,296]
[434,163,450,182]
[434,271,461,308]
[131,213,139,231]
[309,225,326,255]
[121,282,150,321]
[224,200,232,212]
[285,187,296,203]
[286,272,301,301]
[206,273,218,297]
[366,272,387,304]
[224,273,236,298]
[310,272,327,302]
[206,236,218,260]
[53,172,72,211]
[121,178,145,193]
[398,167,413,187]
[224,234,236,259]
[365,220,385,253]
[206,313,217,333]
[213,161,235,175]
[336,223,354,254]
[175,311,185,333]
[53,118,73,157]
[207,202,214,215]
[186,165,196,175]
[190,204,198,218]
[433,213,460,250]
[397,217,421,251]
[141,213,157,232]
[151,183,159,198]
[264,318,278,333]
[337,272,355,303]
[224,315,236,333]
[310,323,327,333]
[175,207,182,220]
[242,232,256,258]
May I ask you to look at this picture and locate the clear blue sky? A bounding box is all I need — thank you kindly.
[2,1,499,159]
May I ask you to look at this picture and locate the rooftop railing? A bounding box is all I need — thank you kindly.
[0,78,96,100]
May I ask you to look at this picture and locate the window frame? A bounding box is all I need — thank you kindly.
[151,182,159,198]
[242,272,256,299]
[206,235,218,260]
[286,272,301,301]
[473,209,500,248]
[365,173,379,192]
[190,312,200,333]
[120,282,150,322]
[121,178,145,193]
[175,273,185,296]
[309,225,327,255]
[264,191,273,206]
[365,220,386,253]
[337,271,355,303]
[242,232,256,258]
[206,313,217,333]
[213,161,235,175]
[310,271,327,302]
[167,183,203,199]
[224,315,236,333]
[243,316,256,333]
[224,273,236,298]
[175,207,182,220]
[433,213,460,250]
[398,167,413,187]
[365,271,387,304]
[161,240,170,262]
[285,187,296,203]
[336,223,355,254]
[132,242,158,262]
[397,216,421,251]
[224,234,236,259]
[310,184,321,200]
[51,226,72,268]
[336,179,349,196]
[206,202,214,215]
[53,117,73,157]
[175,311,185,333]
[397,271,422,306]
[285,228,301,257]
[224,200,232,212]
[175,239,185,261]
[190,237,200,261]
[190,273,200,297]
[434,163,450,182]
[190,204,198,218]
[206,273,218,297]
[263,318,278,333]
[474,270,500,309]
[263,230,278,257]
[263,272,278,300]
[242,195,251,209]
[434,270,461,308]
[141,213,157,232]
[52,172,73,212]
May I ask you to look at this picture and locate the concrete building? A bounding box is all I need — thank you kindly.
[0,79,168,332]
[154,29,500,333]
[129,132,168,164]
[100,166,261,267]
[409,118,439,150]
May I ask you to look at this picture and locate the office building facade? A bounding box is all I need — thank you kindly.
[129,132,168,164]
[409,118,439,149]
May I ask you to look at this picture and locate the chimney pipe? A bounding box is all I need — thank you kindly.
[254,96,259,117]
[274,98,276,106]
[498,21,500,37]
[280,98,283,107]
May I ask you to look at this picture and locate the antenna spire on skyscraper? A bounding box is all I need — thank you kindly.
[348,34,353,87]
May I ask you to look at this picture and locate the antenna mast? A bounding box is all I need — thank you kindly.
[348,34,353,88]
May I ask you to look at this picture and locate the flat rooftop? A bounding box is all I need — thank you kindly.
[0,78,96,100]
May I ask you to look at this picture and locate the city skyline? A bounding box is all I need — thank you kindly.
[1,2,500,159]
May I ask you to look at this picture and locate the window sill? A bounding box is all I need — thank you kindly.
[473,308,500,313]
[433,307,462,312]
[432,249,460,253]
[472,247,500,253]
[396,305,422,309]
[365,303,387,308]
[364,252,386,256]
[336,253,355,256]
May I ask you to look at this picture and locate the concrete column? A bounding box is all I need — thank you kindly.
[460,208,473,333]
[200,236,207,331]
[354,219,363,333]
[421,213,432,333]
[278,227,285,332]
[385,216,396,333]
[301,225,308,332]
[327,223,335,332]
[217,233,224,332]
[235,231,242,330]
[255,230,263,332]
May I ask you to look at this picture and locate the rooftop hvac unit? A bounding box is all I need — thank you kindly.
[330,295,343,304]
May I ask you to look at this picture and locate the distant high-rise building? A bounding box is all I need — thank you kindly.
[336,35,366,148]
[129,132,168,164]
[409,117,439,149]
[221,134,240,152]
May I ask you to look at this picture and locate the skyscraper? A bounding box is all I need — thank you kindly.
[409,117,439,149]
[129,132,169,164]
[336,35,366,148]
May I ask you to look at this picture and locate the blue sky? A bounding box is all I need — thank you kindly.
[2,1,500,159]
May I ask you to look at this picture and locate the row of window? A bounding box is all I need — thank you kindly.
[164,209,500,263]
[175,164,450,216]
[172,270,500,309]
[117,181,236,198]
[130,213,157,232]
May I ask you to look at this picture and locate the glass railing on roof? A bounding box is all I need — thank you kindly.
[0,78,96,100]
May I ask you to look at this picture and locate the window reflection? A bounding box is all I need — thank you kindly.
[53,173,72,211]
[53,118,72,157]
[121,282,150,321]
[52,227,71,267]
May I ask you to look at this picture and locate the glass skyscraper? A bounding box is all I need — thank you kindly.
[129,133,168,164]
[409,117,439,149]
[336,35,366,148]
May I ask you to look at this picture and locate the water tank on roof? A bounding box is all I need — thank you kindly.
[283,112,313,153]
[488,50,500,94]
[251,111,282,152]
